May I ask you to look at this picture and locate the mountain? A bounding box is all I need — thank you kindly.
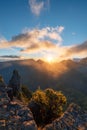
[0,58,87,109]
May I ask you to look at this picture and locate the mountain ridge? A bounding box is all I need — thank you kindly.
[0,57,87,109]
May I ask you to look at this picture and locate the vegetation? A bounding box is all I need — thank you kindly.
[21,85,32,100]
[0,75,4,82]
[17,85,32,104]
[29,88,67,126]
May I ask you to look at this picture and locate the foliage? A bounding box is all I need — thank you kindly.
[21,85,32,100]
[17,91,29,104]
[17,85,32,104]
[0,75,4,82]
[45,88,66,119]
[29,89,48,125]
[29,88,67,126]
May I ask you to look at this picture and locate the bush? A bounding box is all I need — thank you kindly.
[29,88,67,126]
[0,75,4,82]
[29,89,48,125]
[17,86,32,104]
[45,88,66,120]
[21,85,32,100]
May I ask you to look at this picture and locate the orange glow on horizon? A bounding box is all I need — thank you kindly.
[44,55,56,63]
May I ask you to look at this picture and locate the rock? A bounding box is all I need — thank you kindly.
[0,77,38,130]
[43,103,87,130]
[21,120,37,130]
[8,70,21,96]
[0,78,10,107]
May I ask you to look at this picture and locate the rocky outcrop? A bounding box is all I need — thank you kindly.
[0,77,10,106]
[43,103,87,130]
[8,70,21,96]
[0,79,38,130]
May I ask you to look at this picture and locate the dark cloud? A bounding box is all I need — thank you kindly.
[11,33,31,42]
[0,55,21,59]
[21,41,56,53]
[65,41,87,56]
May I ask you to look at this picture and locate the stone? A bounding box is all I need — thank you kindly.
[21,120,37,130]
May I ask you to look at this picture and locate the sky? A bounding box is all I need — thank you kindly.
[0,0,87,62]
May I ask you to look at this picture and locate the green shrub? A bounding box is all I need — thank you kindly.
[45,88,66,120]
[29,88,67,126]
[21,85,32,100]
[17,86,32,104]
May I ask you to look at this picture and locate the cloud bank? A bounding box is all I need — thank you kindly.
[62,41,87,59]
[0,26,64,50]
[0,55,23,62]
[0,26,87,61]
[29,0,50,16]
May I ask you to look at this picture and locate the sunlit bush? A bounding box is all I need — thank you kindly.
[29,88,67,126]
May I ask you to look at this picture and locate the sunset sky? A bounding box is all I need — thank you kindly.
[0,0,87,61]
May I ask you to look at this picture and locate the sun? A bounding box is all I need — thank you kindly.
[46,55,54,63]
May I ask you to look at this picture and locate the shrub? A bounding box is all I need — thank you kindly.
[0,75,4,82]
[21,85,32,100]
[17,86,32,104]
[29,88,67,126]
[45,88,66,121]
[29,89,48,125]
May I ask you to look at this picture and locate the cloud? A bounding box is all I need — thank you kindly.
[58,26,64,33]
[0,26,87,61]
[61,41,87,59]
[0,26,64,50]
[0,55,22,58]
[0,55,24,62]
[21,41,56,53]
[29,0,50,16]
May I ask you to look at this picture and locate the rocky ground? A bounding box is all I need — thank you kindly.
[0,79,37,130]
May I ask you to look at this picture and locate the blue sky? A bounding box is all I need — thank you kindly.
[0,0,87,61]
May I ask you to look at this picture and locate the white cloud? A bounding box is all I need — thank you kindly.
[29,0,50,16]
[58,26,64,33]
[0,26,64,55]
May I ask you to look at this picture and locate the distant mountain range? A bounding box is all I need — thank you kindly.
[0,57,87,109]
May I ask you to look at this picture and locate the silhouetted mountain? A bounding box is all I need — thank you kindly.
[0,58,87,109]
